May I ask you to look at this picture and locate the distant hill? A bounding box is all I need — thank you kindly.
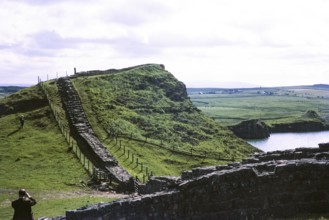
[312,84,329,89]
[186,81,260,88]
[0,86,26,98]
[187,84,329,95]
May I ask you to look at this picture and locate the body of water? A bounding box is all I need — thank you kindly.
[247,130,329,152]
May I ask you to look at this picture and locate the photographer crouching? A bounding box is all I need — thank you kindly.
[12,189,37,220]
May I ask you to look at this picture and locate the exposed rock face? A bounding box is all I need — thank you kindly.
[270,110,329,133]
[63,143,329,220]
[270,120,329,132]
[228,119,270,139]
[165,81,188,101]
[0,86,47,117]
[0,103,13,116]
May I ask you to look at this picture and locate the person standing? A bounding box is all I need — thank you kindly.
[12,189,37,220]
[19,115,25,128]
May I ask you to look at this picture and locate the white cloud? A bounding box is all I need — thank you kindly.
[1,0,329,87]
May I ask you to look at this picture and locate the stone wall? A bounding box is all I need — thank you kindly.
[64,143,329,220]
[70,64,165,78]
[57,78,135,192]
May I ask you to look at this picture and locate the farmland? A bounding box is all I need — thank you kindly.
[188,85,329,127]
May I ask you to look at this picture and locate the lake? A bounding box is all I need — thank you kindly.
[247,130,329,152]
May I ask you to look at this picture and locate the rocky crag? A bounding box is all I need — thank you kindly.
[229,111,329,140]
[55,143,329,220]
[228,119,270,139]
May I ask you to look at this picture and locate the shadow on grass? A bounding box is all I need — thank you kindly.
[7,127,22,137]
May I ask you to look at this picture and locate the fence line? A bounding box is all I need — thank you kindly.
[39,81,97,178]
[38,78,233,184]
[110,136,153,183]
[114,133,234,162]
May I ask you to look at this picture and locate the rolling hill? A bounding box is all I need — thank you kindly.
[0,64,259,217]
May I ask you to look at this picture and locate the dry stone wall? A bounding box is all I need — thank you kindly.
[57,78,135,192]
[64,143,329,220]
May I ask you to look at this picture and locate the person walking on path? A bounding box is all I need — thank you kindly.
[19,115,25,128]
[12,189,37,220]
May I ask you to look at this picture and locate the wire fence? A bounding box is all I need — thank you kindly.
[114,133,234,162]
[39,81,97,177]
[39,80,149,183]
[38,77,234,185]
[108,137,153,184]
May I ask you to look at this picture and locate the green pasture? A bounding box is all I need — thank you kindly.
[189,88,329,126]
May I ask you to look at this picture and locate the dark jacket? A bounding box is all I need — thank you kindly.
[12,197,37,220]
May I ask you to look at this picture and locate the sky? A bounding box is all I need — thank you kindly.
[1,0,329,87]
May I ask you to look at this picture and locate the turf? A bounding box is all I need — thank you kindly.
[0,86,119,219]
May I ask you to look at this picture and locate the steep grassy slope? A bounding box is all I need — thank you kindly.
[0,86,117,219]
[72,64,259,177]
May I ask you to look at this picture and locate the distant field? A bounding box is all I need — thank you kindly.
[0,86,25,98]
[188,86,329,126]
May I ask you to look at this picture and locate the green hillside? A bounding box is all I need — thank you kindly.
[0,64,259,218]
[71,64,258,177]
[0,86,118,219]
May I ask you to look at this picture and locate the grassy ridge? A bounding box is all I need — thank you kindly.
[189,87,329,126]
[72,64,258,178]
[0,86,119,219]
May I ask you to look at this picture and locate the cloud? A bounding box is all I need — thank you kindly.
[30,30,74,49]
[10,0,79,5]
[0,43,16,50]
[1,0,329,86]
[103,0,172,26]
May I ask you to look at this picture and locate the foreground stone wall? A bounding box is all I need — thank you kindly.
[65,144,329,220]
